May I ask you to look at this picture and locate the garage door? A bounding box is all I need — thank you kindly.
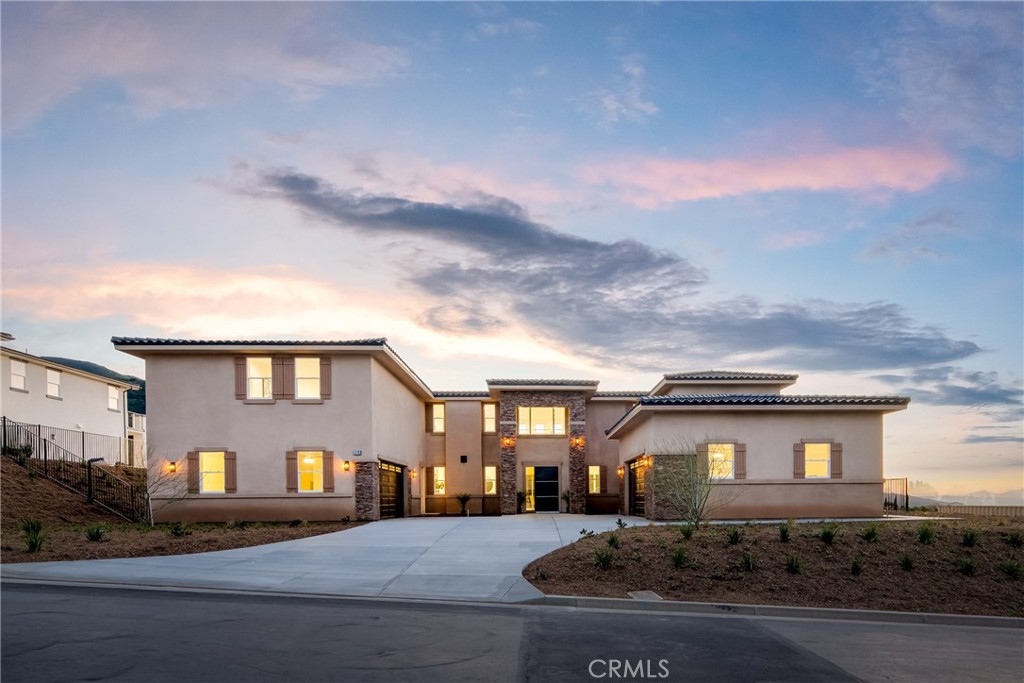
[379,462,404,519]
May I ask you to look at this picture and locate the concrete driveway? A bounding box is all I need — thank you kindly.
[0,514,644,602]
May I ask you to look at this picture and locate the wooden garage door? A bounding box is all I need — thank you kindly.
[379,462,404,519]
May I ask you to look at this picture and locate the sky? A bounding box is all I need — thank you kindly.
[2,1,1021,499]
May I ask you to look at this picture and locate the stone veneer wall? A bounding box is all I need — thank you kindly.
[355,462,381,521]
[498,390,587,515]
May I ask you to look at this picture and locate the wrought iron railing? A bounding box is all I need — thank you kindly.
[2,416,148,522]
[11,421,123,463]
[883,477,909,512]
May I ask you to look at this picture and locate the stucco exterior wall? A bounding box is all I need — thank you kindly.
[585,400,634,495]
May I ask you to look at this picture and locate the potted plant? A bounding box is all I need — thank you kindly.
[561,489,571,513]
[456,492,472,516]
[516,491,527,514]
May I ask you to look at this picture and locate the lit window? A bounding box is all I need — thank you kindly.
[431,404,445,433]
[297,450,324,492]
[46,369,61,397]
[295,357,320,399]
[200,451,225,493]
[588,465,601,494]
[484,465,497,495]
[517,406,567,435]
[246,357,272,399]
[433,466,446,495]
[10,360,26,390]
[708,443,735,479]
[483,403,497,433]
[108,385,119,411]
[805,443,831,478]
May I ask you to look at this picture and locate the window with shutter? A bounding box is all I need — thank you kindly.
[734,444,747,480]
[831,443,843,479]
[804,442,831,478]
[187,451,200,493]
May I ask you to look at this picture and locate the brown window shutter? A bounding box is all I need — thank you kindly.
[600,465,608,493]
[281,358,295,400]
[272,357,286,399]
[234,358,246,399]
[319,357,332,399]
[286,450,298,493]
[734,443,747,480]
[426,467,434,495]
[793,444,805,479]
[831,443,843,479]
[187,451,200,493]
[697,443,709,475]
[322,451,335,492]
[224,451,237,493]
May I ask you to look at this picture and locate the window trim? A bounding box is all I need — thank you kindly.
[483,465,497,495]
[293,357,321,401]
[482,403,497,434]
[516,406,568,436]
[187,449,236,495]
[245,357,273,401]
[9,359,26,391]
[588,465,601,494]
[428,403,446,434]
[429,465,446,495]
[107,385,120,412]
[46,368,61,398]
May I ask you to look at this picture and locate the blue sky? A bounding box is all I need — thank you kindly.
[2,2,1021,497]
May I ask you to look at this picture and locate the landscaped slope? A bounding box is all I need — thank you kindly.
[1,455,123,527]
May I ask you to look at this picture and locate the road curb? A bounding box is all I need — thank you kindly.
[526,594,1024,629]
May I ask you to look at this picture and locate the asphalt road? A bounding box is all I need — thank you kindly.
[2,583,1021,683]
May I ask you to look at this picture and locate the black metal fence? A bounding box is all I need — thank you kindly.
[2,417,148,522]
[21,422,123,463]
[883,477,909,511]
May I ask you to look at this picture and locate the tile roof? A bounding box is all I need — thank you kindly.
[639,394,909,406]
[592,391,649,398]
[432,391,491,398]
[486,379,600,386]
[111,337,387,346]
[663,371,798,381]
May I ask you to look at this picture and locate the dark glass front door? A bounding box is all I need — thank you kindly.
[533,466,559,512]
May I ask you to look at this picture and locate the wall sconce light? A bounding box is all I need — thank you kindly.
[409,469,417,479]
[343,460,351,472]
[167,461,177,473]
[570,435,586,448]
[617,466,625,477]
[501,436,516,448]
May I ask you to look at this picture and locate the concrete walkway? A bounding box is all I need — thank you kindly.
[0,514,643,602]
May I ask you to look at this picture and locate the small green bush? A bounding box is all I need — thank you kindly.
[607,532,620,549]
[816,523,840,545]
[917,524,934,545]
[85,524,106,542]
[21,518,43,536]
[726,527,743,545]
[671,547,688,568]
[957,557,976,577]
[778,523,790,543]
[900,554,915,571]
[851,558,864,576]
[999,560,1022,579]
[288,519,306,528]
[785,555,802,574]
[579,528,594,538]
[595,546,615,570]
[961,529,979,548]
[168,522,192,538]
[679,524,695,540]
[741,552,756,571]
[861,524,879,543]
[21,518,44,553]
[1005,530,1024,549]
[616,518,627,529]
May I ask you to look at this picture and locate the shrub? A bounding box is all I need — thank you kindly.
[785,555,802,574]
[533,566,548,581]
[679,524,695,540]
[917,524,934,545]
[616,518,627,529]
[1005,530,1024,549]
[861,524,879,543]
[957,557,976,577]
[4,444,33,464]
[816,523,840,545]
[595,547,614,570]
[1000,560,1022,579]
[229,520,251,530]
[900,554,915,571]
[21,518,44,553]
[21,518,43,535]
[85,524,107,542]
[961,529,979,548]
[579,528,594,538]
[342,516,351,524]
[288,519,306,528]
[741,552,756,571]
[851,558,864,576]
[726,527,743,545]
[607,532,620,549]
[778,523,790,543]
[671,547,688,568]
[168,522,192,538]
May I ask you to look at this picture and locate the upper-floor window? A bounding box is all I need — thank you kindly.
[804,443,831,478]
[247,357,272,399]
[517,406,567,435]
[9,360,26,390]
[46,369,61,398]
[483,403,497,433]
[707,443,735,479]
[429,403,445,433]
[294,357,320,399]
[108,385,119,411]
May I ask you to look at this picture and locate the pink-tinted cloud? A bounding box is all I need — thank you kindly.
[578,145,958,208]
[760,230,827,251]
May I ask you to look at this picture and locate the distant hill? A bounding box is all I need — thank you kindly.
[42,357,146,414]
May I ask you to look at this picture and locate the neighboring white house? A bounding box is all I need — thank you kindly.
[113,336,910,523]
[2,341,135,464]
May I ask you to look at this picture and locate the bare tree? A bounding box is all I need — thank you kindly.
[643,436,744,527]
[144,448,189,525]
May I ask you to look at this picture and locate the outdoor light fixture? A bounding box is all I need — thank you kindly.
[617,466,624,477]
[168,461,177,473]
[501,436,516,448]
[571,435,586,448]
[409,469,417,479]
[343,460,351,472]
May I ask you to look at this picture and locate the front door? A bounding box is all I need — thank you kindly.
[629,459,646,517]
[379,462,404,519]
[533,466,560,512]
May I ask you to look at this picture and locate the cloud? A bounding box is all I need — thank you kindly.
[873,366,1023,409]
[245,166,980,373]
[580,54,659,128]
[1,3,407,132]
[468,18,545,41]
[962,435,1024,445]
[760,230,827,252]
[863,209,963,262]
[858,3,1023,157]
[579,145,957,208]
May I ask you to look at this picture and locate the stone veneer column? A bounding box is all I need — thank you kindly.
[499,398,518,515]
[568,431,587,514]
[355,461,380,521]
